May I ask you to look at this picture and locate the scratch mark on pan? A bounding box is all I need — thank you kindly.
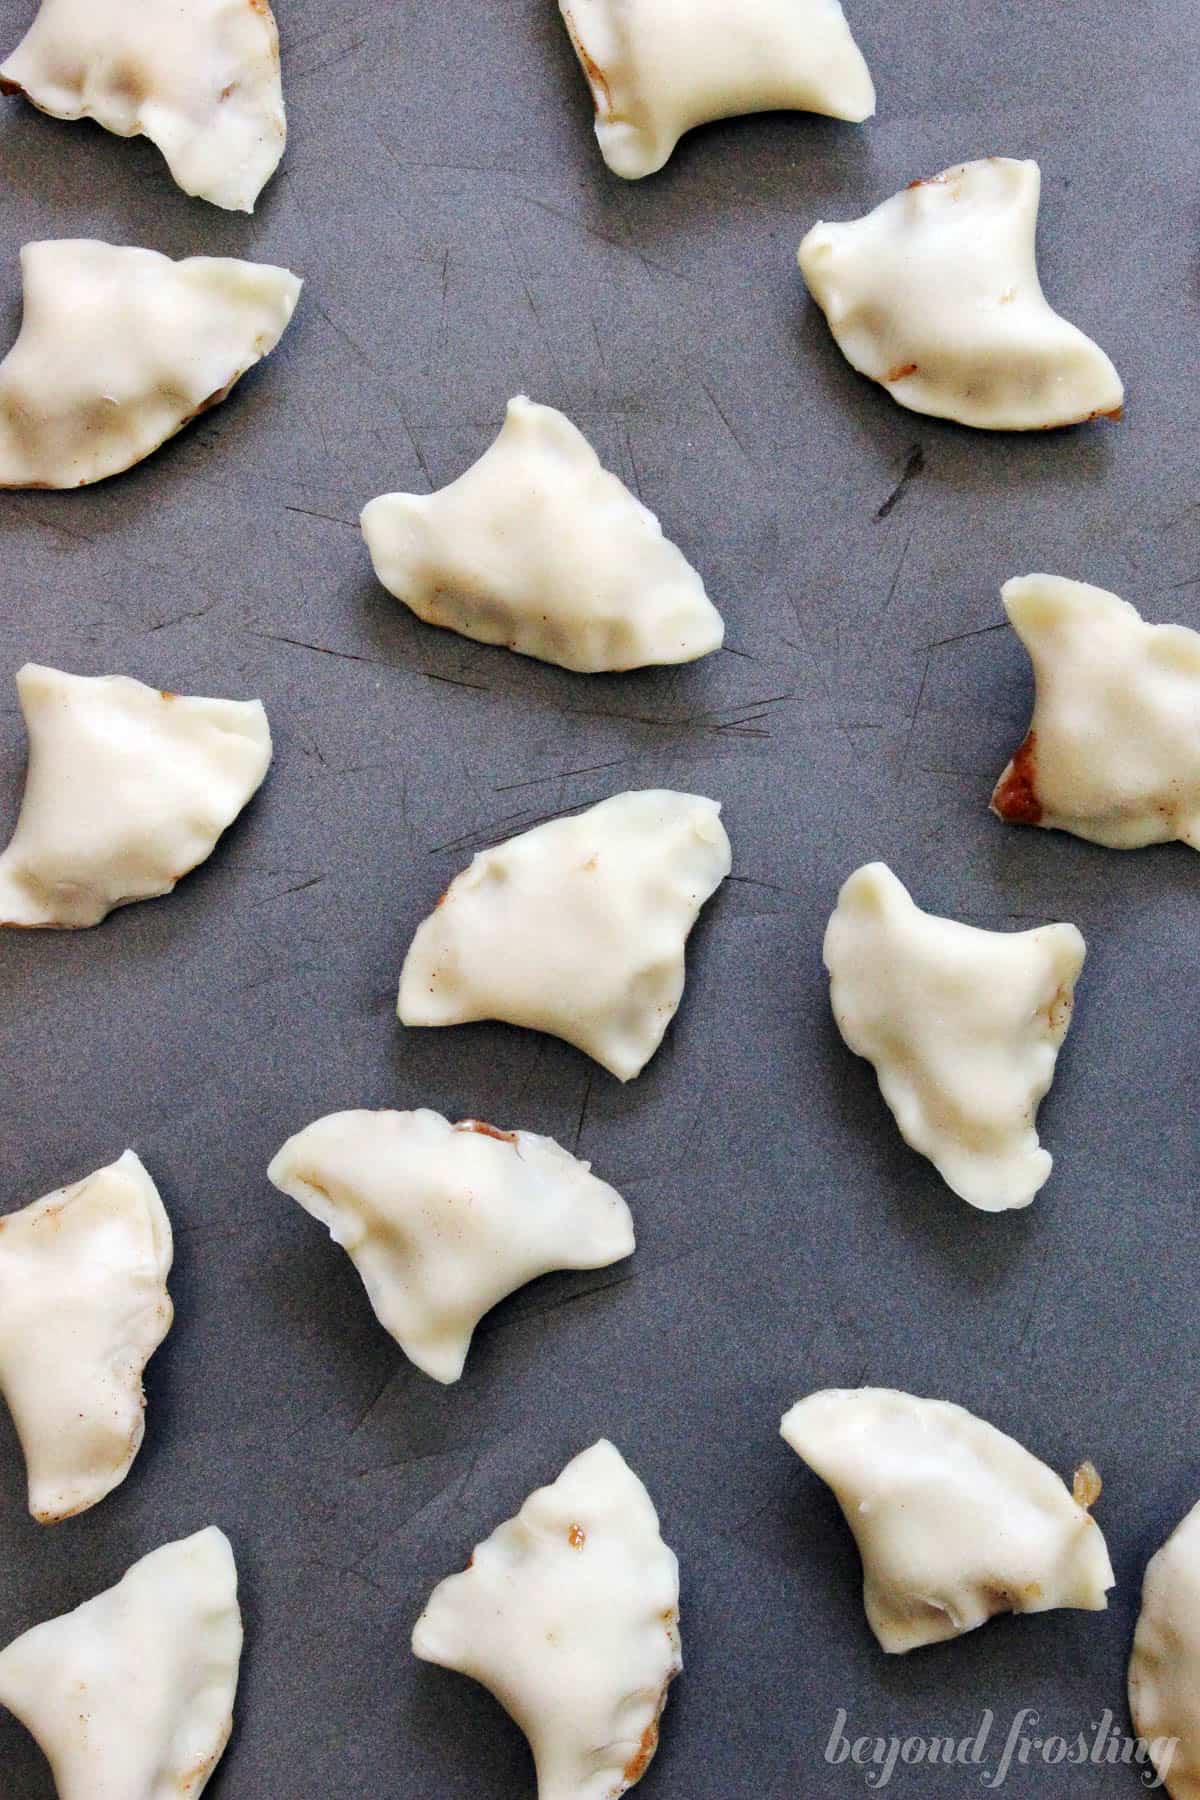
[232,959,321,999]
[556,692,794,735]
[589,316,609,377]
[245,629,399,669]
[139,599,218,633]
[513,1037,547,1107]
[780,600,857,760]
[244,628,492,691]
[696,374,756,469]
[253,874,328,904]
[727,875,805,902]
[293,721,328,767]
[452,1447,487,1514]
[436,247,451,365]
[573,1070,594,1155]
[876,445,925,519]
[900,646,933,772]
[284,8,373,53]
[370,130,496,179]
[284,504,359,529]
[421,667,494,694]
[351,1368,399,1435]
[925,621,1007,649]
[876,529,914,640]
[514,190,684,278]
[520,1268,635,1321]
[8,500,97,543]
[309,294,435,490]
[289,34,367,83]
[311,295,375,369]
[303,1557,389,1596]
[428,796,616,856]
[621,420,645,501]
[1018,1263,1048,1357]
[1148,568,1200,596]
[494,758,630,794]
[503,209,569,391]
[391,396,436,492]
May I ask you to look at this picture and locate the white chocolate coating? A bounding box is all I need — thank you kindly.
[0,1149,172,1523]
[992,574,1200,850]
[0,240,301,487]
[399,790,732,1081]
[362,396,723,672]
[0,1528,242,1799]
[414,1440,681,1799]
[823,862,1084,1211]
[559,0,874,179]
[798,158,1124,430]
[1,0,285,211]
[782,1388,1114,1654]
[0,663,272,928]
[268,1109,635,1383]
[1129,1498,1200,1799]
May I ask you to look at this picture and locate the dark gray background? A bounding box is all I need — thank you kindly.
[0,2,1196,1794]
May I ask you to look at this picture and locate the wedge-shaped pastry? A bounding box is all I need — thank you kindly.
[0,1528,242,1797]
[992,574,1200,851]
[0,663,272,928]
[1129,1498,1200,1798]
[0,240,301,487]
[268,1109,635,1383]
[824,862,1083,1211]
[362,397,723,672]
[781,1388,1114,1654]
[1,0,285,211]
[798,158,1124,430]
[0,1149,172,1524]
[558,0,874,180]
[414,1440,681,1798]
[399,790,732,1081]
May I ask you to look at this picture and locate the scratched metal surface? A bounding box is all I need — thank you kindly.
[0,3,1197,1796]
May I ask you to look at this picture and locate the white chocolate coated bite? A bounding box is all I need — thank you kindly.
[414,1440,681,1799]
[0,1528,243,1799]
[823,862,1084,1211]
[362,397,723,673]
[399,790,731,1081]
[559,0,874,179]
[1,0,285,211]
[993,575,1200,850]
[0,663,272,928]
[798,158,1124,430]
[782,1388,1114,1654]
[0,240,301,487]
[0,1149,172,1524]
[1129,1498,1200,1799]
[267,1109,635,1383]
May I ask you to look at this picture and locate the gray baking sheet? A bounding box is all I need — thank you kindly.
[1,1,1198,1795]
